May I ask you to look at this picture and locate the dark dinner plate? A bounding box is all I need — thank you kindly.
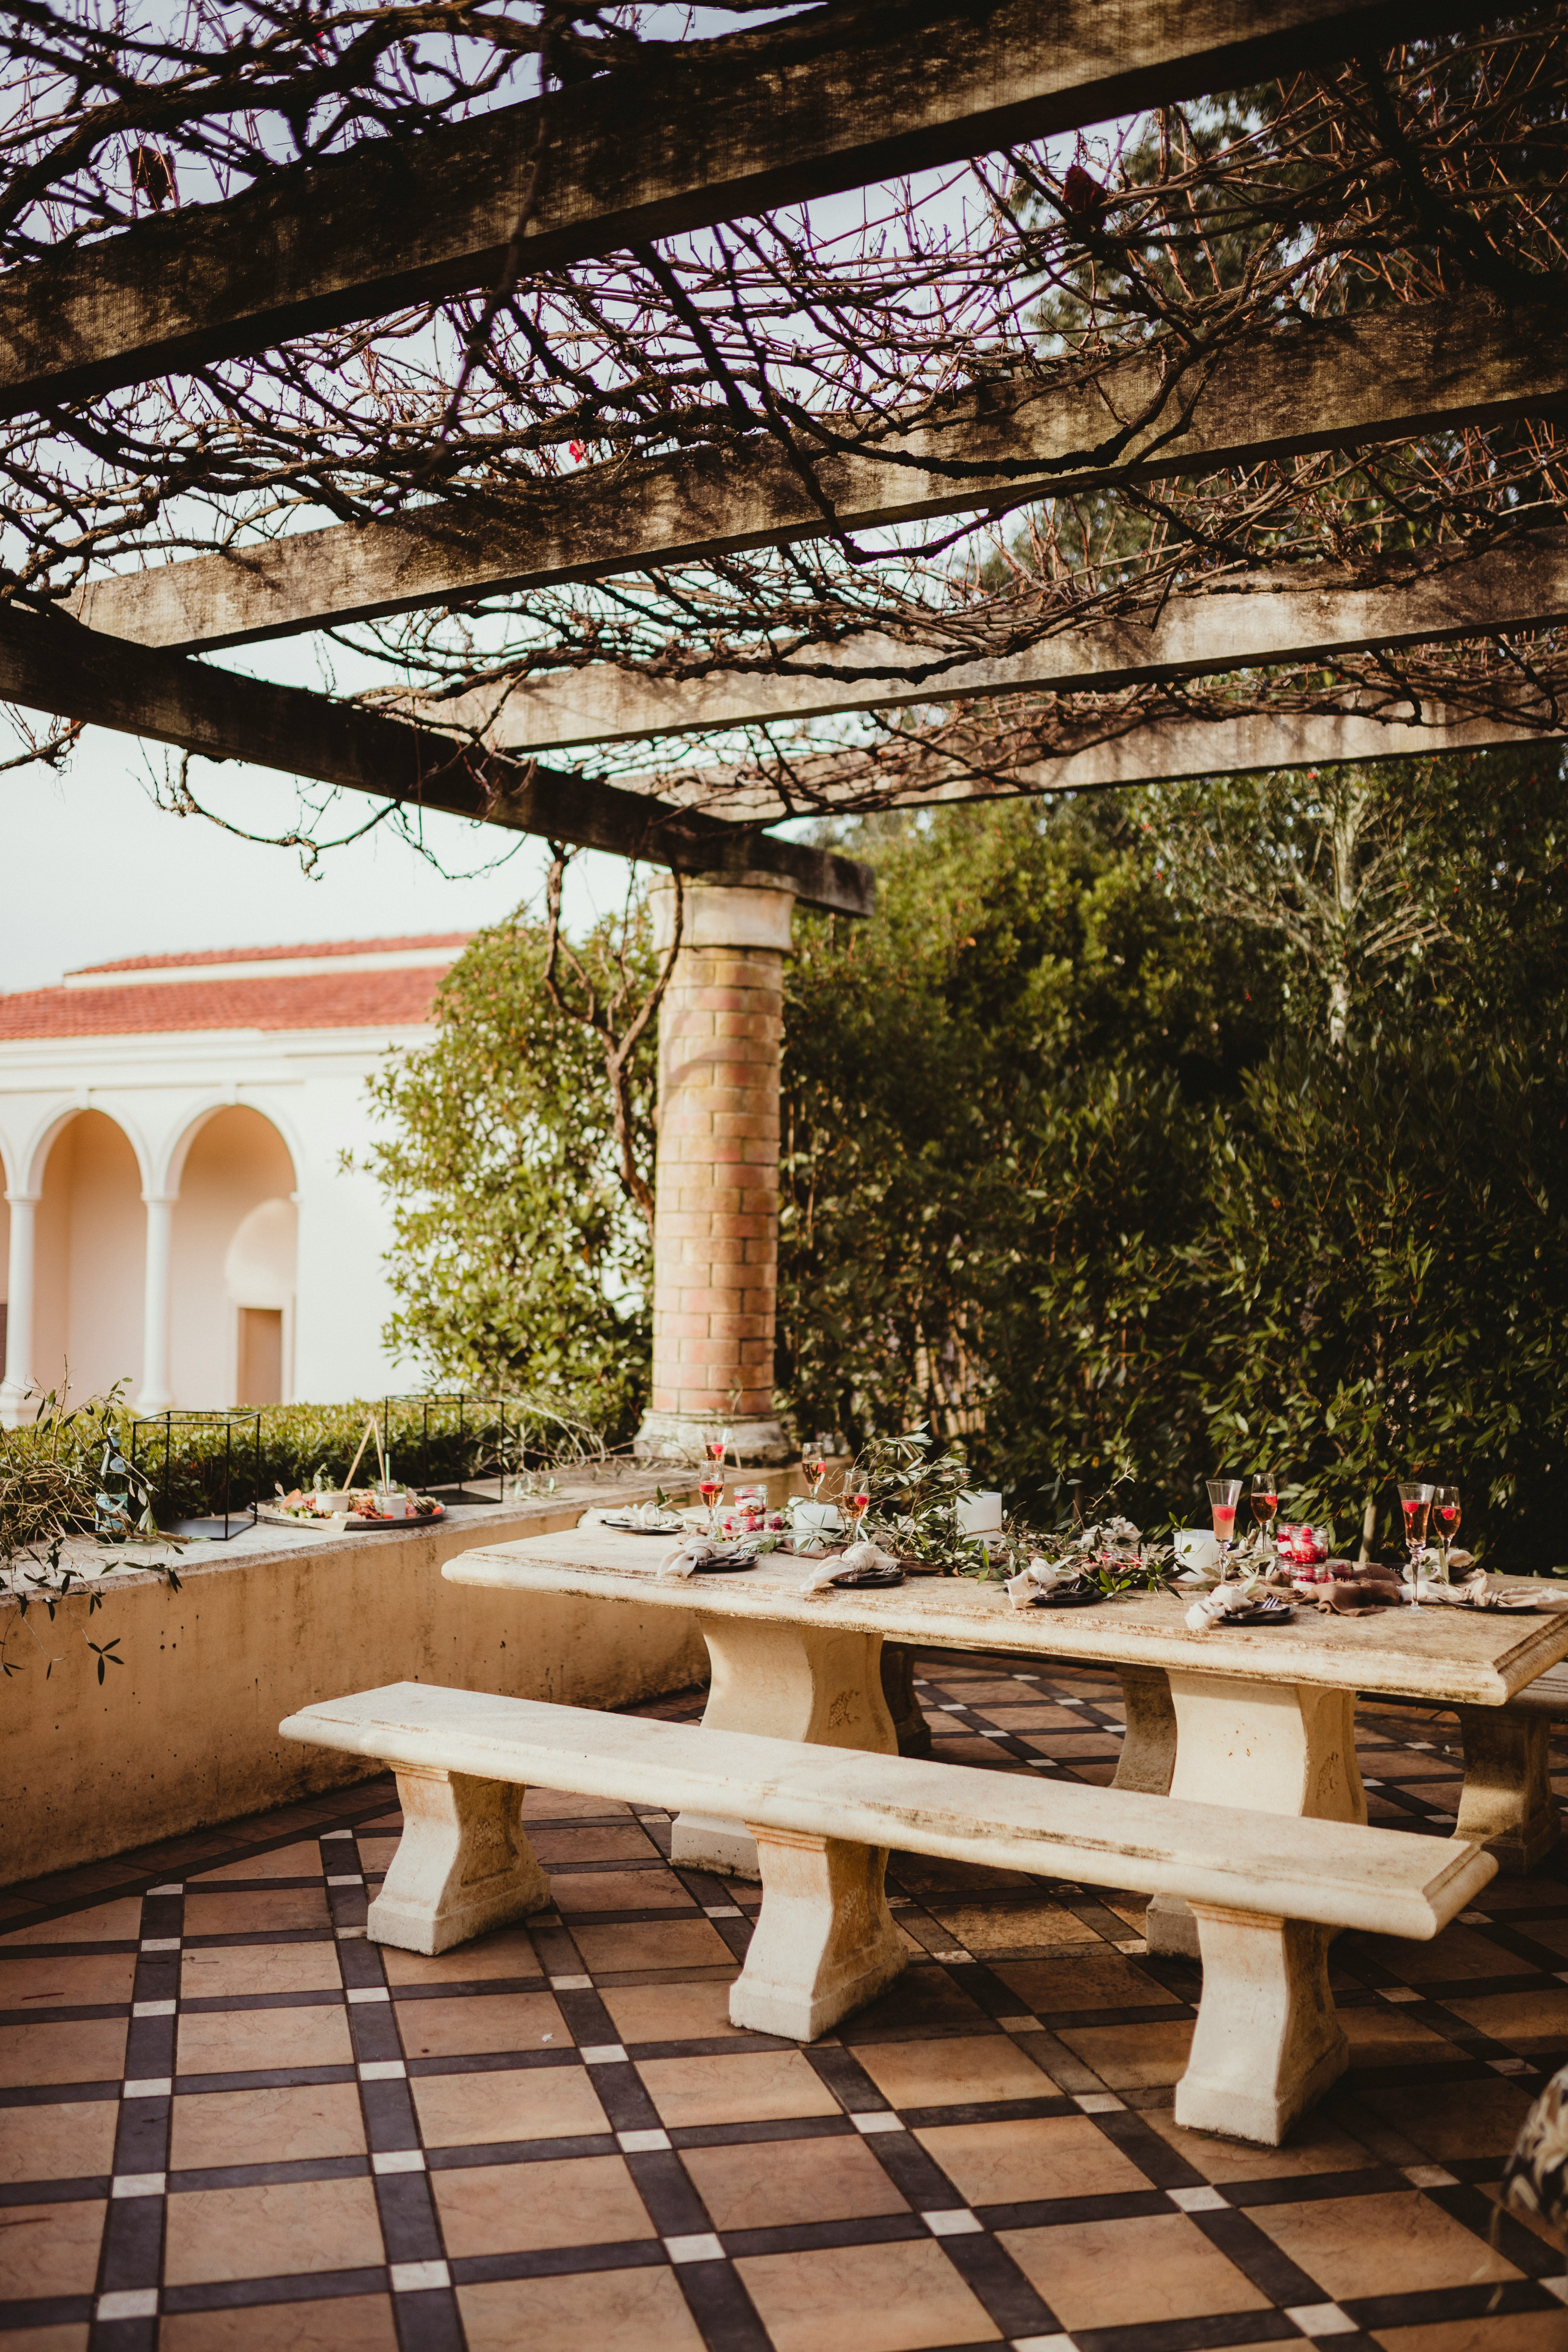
[829,1566,905,1588]
[345,1509,446,1533]
[1444,1596,1552,1613]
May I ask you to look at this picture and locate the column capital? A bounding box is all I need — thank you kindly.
[650,872,796,955]
[141,1191,179,1209]
[4,1190,41,1208]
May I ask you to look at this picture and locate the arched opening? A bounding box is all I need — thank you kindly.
[33,1110,145,1403]
[170,1107,297,1406]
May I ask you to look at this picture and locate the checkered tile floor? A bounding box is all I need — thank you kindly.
[5,1652,1568,2352]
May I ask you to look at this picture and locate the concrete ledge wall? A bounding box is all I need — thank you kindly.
[2,1493,716,1885]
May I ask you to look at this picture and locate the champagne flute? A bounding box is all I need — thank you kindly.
[1206,1477,1244,1577]
[847,1484,871,1544]
[1398,1481,1435,1606]
[704,1428,730,1472]
[1432,1485,1461,1583]
[801,1446,828,1501]
[1251,1470,1281,1556]
[698,1472,724,1537]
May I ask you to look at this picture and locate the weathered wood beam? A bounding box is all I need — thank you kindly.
[635,703,1562,829]
[442,532,1568,749]
[2,0,1476,417]
[0,608,872,916]
[75,295,1568,652]
[1007,705,1565,795]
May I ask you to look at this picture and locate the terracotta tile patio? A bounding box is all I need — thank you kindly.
[3,1653,1567,2350]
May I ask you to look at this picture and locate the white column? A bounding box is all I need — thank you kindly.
[0,1193,38,1427]
[138,1193,176,1415]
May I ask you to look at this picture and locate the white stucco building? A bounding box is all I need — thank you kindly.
[0,932,470,1423]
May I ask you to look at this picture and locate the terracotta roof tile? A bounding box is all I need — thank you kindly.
[74,931,471,975]
[0,968,449,1040]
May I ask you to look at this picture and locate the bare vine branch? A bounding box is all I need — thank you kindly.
[540,844,683,1228]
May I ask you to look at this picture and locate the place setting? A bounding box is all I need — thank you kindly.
[975,1465,1555,1633]
[1164,1471,1555,1628]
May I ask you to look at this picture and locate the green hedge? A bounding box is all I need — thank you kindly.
[3,1393,614,1533]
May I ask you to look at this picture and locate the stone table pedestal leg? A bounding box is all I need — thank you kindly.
[672,1614,897,1878]
[882,1642,932,1758]
[1145,1675,1367,1961]
[1114,1665,1177,1795]
[672,1618,893,1872]
[1453,1706,1559,1874]
[366,1764,551,1955]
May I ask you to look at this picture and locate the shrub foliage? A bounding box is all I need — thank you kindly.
[363,751,1568,1570]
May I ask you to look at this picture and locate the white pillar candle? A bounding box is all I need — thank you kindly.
[957,1489,1003,1534]
[1174,1529,1221,1573]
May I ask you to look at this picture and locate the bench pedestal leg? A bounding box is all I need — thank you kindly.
[366,1765,551,1956]
[730,1827,906,2040]
[1114,1666,1176,1796]
[1453,1706,1559,1874]
[673,1618,897,1879]
[1147,1678,1366,1962]
[1174,1905,1348,2147]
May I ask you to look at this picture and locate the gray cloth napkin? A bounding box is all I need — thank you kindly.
[658,1537,750,1578]
[799,1539,899,1595]
[1005,1557,1084,1611]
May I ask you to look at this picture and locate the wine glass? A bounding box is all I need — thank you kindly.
[1250,1471,1281,1554]
[1206,1477,1243,1577]
[698,1472,724,1537]
[1432,1485,1461,1583]
[704,1429,730,1472]
[846,1483,871,1544]
[801,1446,828,1502]
[1398,1481,1435,1607]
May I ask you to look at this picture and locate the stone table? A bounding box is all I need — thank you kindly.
[443,1531,1568,1950]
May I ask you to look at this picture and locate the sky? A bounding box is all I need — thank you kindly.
[0,723,637,994]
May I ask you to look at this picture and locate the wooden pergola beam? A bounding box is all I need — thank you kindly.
[1,0,1473,419]
[1008,705,1565,795]
[74,296,1566,652]
[448,531,1568,750]
[0,608,872,916]
[641,703,1562,828]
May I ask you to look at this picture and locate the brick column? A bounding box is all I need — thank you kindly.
[634,872,794,1467]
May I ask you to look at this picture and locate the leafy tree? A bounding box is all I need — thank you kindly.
[361,911,657,1440]
[782,751,1568,1566]
[364,745,1568,1569]
[1182,1031,1568,1564]
[776,797,1277,1492]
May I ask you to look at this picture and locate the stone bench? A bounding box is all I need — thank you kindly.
[280,1680,1495,2146]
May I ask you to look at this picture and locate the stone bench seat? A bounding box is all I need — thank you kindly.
[280,1679,1495,2145]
